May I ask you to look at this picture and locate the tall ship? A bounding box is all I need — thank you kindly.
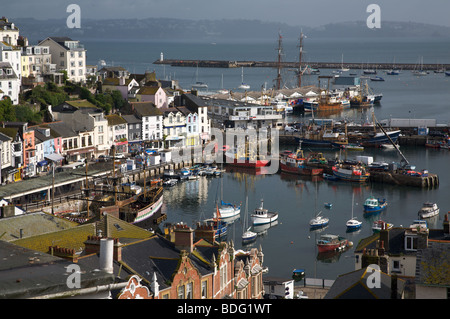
[117,179,164,224]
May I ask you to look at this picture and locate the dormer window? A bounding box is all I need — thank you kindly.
[405,235,418,251]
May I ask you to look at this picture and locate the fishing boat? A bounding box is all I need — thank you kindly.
[163,179,178,187]
[386,69,400,75]
[418,202,439,219]
[359,130,402,147]
[117,179,164,224]
[292,269,305,281]
[363,69,377,75]
[363,196,388,214]
[323,173,339,181]
[309,212,329,229]
[332,162,370,182]
[346,193,362,231]
[242,196,257,244]
[250,198,278,225]
[324,203,332,209]
[316,234,349,253]
[445,71,450,77]
[372,220,393,233]
[224,144,269,169]
[280,146,323,176]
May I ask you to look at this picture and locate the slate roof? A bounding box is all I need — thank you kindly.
[106,114,127,126]
[324,266,406,299]
[131,102,163,117]
[0,211,78,242]
[354,228,418,256]
[415,241,450,287]
[0,240,115,299]
[122,114,141,124]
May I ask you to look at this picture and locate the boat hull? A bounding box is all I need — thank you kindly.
[131,193,164,224]
[280,162,323,176]
[332,167,370,183]
[361,130,401,147]
[317,240,349,253]
[225,154,269,168]
[251,213,278,225]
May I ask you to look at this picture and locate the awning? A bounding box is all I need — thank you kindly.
[45,153,64,162]
[37,160,48,167]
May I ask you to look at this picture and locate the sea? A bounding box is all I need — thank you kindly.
[84,37,450,282]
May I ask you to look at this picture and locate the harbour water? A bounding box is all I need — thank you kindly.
[87,37,450,281]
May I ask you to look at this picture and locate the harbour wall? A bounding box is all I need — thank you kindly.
[154,59,450,71]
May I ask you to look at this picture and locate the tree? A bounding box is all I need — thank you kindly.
[0,98,16,122]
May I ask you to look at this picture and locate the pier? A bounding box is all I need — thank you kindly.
[154,59,450,71]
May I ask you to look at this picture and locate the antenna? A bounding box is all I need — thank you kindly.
[275,32,283,90]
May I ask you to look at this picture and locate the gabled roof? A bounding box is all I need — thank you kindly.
[122,114,141,124]
[324,266,406,299]
[131,102,163,117]
[138,86,163,95]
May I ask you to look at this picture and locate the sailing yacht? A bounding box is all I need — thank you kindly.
[238,67,250,90]
[412,56,428,76]
[346,193,362,231]
[339,54,350,72]
[191,63,208,89]
[218,74,229,94]
[242,196,257,244]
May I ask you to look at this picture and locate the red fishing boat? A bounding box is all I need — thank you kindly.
[316,234,350,253]
[280,147,323,176]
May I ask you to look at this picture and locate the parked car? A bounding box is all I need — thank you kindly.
[285,125,298,133]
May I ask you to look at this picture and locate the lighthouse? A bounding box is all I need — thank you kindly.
[160,52,163,62]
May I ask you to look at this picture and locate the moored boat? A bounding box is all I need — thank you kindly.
[346,193,362,231]
[418,202,439,219]
[280,146,323,176]
[316,234,349,253]
[363,196,388,214]
[332,162,370,182]
[309,213,329,229]
[251,199,278,225]
[214,200,241,219]
[372,220,393,233]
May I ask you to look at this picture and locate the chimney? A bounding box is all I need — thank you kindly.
[379,222,390,253]
[99,238,114,274]
[391,273,398,299]
[84,235,122,262]
[444,212,449,235]
[194,222,215,243]
[378,240,385,256]
[174,223,194,253]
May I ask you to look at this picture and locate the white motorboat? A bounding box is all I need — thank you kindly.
[310,214,329,229]
[418,202,439,219]
[251,199,278,225]
[346,193,362,231]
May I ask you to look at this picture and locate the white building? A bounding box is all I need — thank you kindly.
[130,102,164,149]
[105,114,128,155]
[38,37,86,83]
[21,45,54,78]
[0,132,12,184]
[0,42,21,83]
[0,62,20,104]
[0,18,19,46]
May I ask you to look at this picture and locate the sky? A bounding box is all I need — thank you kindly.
[4,0,450,28]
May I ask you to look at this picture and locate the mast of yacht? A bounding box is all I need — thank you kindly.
[298,31,304,88]
[275,32,283,90]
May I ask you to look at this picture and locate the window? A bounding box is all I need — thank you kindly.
[98,125,103,133]
[186,282,193,299]
[201,281,208,299]
[392,260,401,273]
[60,52,64,57]
[405,236,418,251]
[177,286,184,299]
[220,264,227,291]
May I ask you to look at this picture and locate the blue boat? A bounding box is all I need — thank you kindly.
[363,196,388,214]
[324,203,332,209]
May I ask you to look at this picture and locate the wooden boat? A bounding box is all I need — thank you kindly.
[280,146,323,176]
[250,199,278,225]
[317,234,349,253]
[418,202,439,219]
[363,196,388,214]
[332,162,370,182]
[117,179,164,224]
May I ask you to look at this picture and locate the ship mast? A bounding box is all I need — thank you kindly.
[298,31,304,88]
[275,32,283,90]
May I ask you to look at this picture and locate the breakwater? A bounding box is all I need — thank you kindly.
[153,59,450,71]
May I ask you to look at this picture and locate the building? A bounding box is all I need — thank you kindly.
[175,93,212,145]
[101,76,139,101]
[262,276,295,299]
[130,102,163,149]
[30,126,63,174]
[21,45,54,80]
[0,61,20,104]
[50,100,109,159]
[0,126,23,182]
[98,66,129,80]
[354,215,450,299]
[105,114,128,155]
[0,131,12,184]
[0,17,20,46]
[122,114,142,154]
[136,86,168,108]
[160,107,187,148]
[38,37,86,83]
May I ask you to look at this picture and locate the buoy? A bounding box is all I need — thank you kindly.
[290,241,294,244]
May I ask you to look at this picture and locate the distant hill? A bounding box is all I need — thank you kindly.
[13,17,450,44]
